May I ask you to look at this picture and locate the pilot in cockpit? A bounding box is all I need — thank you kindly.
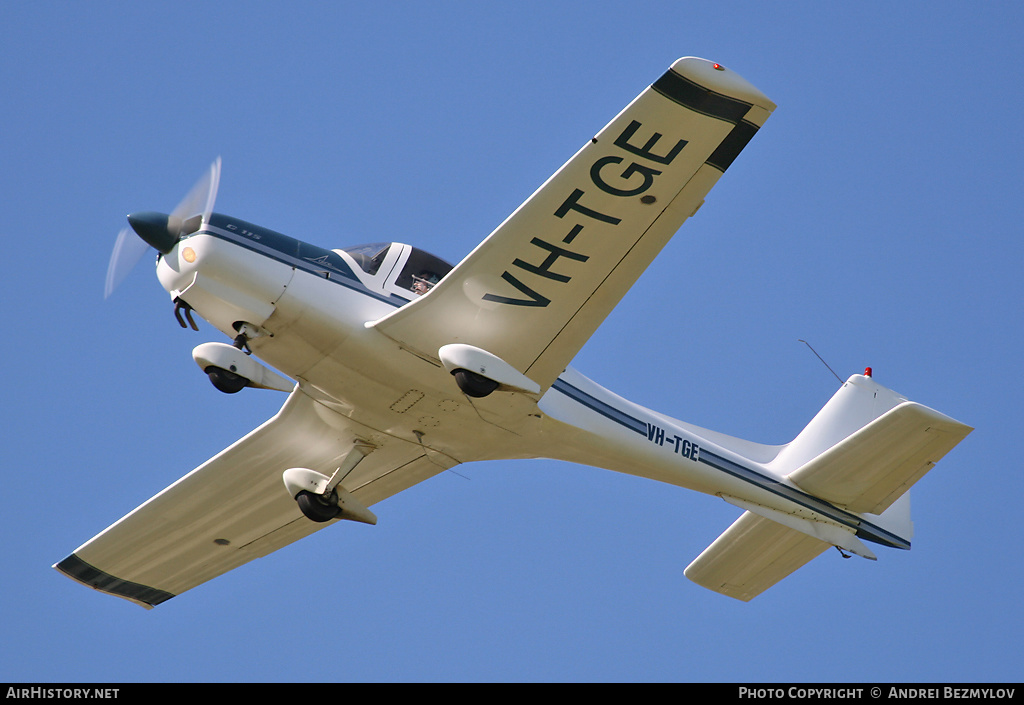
[411,272,440,295]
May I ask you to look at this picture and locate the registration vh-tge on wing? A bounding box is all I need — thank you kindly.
[55,57,971,607]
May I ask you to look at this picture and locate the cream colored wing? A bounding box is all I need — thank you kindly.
[55,388,454,608]
[370,57,775,390]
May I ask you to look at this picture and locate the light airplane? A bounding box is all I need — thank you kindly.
[55,58,971,607]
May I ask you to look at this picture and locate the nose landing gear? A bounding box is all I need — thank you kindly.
[204,324,256,393]
[173,297,199,331]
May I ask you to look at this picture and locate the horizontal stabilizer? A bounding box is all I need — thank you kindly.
[787,401,972,515]
[685,376,969,600]
[722,495,877,559]
[684,511,829,601]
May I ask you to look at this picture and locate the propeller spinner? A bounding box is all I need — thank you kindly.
[104,157,221,298]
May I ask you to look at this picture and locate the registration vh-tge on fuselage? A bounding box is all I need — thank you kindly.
[55,57,971,608]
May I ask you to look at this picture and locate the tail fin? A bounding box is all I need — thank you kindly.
[780,374,971,516]
[686,372,972,601]
[770,371,910,476]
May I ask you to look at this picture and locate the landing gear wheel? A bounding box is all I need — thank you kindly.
[295,490,341,523]
[453,369,499,398]
[206,366,248,394]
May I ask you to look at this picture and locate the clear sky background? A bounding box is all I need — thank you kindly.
[3,1,1021,683]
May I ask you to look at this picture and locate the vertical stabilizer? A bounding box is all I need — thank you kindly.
[685,373,970,600]
[770,373,907,475]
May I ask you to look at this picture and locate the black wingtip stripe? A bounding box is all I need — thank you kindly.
[652,68,753,124]
[55,554,175,607]
[706,120,760,172]
[650,69,762,173]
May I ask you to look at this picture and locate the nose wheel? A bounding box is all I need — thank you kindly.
[191,325,294,395]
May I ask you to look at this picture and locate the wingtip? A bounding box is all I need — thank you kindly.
[671,56,776,112]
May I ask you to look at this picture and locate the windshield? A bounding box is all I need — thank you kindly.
[342,243,391,275]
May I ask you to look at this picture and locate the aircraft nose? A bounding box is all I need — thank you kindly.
[127,211,180,254]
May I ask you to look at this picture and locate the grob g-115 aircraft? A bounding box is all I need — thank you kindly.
[55,58,971,607]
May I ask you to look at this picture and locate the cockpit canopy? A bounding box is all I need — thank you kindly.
[339,242,453,299]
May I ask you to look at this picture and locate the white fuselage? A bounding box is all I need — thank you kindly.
[157,215,906,550]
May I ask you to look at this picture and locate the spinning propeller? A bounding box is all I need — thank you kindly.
[104,157,221,298]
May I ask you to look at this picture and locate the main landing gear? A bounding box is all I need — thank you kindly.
[205,326,255,394]
[282,445,378,525]
[452,368,500,398]
[187,320,294,394]
[295,490,344,522]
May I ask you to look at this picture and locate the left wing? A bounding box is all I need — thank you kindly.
[370,57,775,390]
[54,388,455,608]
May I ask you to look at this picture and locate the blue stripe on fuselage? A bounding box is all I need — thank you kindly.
[550,378,648,435]
[190,213,413,308]
[549,378,909,549]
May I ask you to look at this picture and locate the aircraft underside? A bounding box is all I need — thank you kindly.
[56,57,970,608]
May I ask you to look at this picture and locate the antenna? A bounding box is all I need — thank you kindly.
[798,340,843,384]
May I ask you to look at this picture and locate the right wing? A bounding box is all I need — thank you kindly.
[54,387,455,608]
[370,57,775,391]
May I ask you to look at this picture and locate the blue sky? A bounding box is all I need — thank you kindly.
[3,1,1022,683]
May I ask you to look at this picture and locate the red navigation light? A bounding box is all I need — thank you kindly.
[864,367,873,377]
[712,63,724,71]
